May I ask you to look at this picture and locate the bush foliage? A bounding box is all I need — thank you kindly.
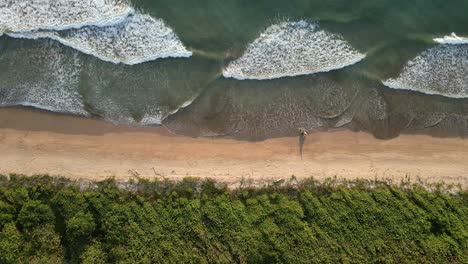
[0,175,466,263]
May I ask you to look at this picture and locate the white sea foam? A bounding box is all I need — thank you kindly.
[8,13,192,65]
[96,103,191,126]
[0,0,133,33]
[140,114,163,125]
[117,98,196,126]
[434,33,468,45]
[223,20,366,80]
[383,45,468,98]
[0,41,89,116]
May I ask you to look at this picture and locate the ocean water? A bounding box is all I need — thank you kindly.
[1,0,468,139]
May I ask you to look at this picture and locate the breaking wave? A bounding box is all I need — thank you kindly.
[434,33,468,45]
[0,0,133,33]
[8,13,192,65]
[223,20,366,80]
[0,40,88,116]
[138,99,194,125]
[84,97,196,126]
[383,45,468,98]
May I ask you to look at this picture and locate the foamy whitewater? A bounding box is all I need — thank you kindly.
[0,41,89,116]
[434,33,468,45]
[134,99,194,126]
[223,20,366,80]
[8,13,192,65]
[383,45,468,98]
[84,99,194,126]
[0,0,133,33]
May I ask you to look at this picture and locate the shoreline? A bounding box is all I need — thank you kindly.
[0,107,467,187]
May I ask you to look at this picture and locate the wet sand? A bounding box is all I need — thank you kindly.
[0,107,467,187]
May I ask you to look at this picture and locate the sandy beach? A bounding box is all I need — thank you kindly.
[0,107,467,187]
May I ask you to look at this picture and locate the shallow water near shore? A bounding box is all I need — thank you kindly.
[1,0,468,140]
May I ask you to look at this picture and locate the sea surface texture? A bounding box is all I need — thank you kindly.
[1,0,468,139]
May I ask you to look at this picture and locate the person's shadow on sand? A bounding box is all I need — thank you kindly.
[298,128,307,160]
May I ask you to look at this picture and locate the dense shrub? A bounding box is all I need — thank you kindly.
[0,175,466,263]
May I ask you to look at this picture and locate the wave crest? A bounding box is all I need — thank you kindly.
[383,45,468,98]
[0,0,133,32]
[434,33,468,45]
[223,20,365,80]
[8,13,192,65]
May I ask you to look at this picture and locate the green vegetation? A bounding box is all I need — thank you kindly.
[0,175,466,263]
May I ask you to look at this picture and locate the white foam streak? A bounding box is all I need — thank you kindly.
[100,100,195,126]
[8,13,192,65]
[434,33,468,45]
[223,20,365,80]
[0,0,133,32]
[140,98,196,125]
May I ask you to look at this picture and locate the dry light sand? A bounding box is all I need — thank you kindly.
[0,108,467,187]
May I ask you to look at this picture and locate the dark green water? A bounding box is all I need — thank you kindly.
[1,0,468,140]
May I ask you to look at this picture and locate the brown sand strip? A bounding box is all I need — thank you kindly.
[0,108,467,187]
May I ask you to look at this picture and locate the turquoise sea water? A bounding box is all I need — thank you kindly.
[1,0,468,139]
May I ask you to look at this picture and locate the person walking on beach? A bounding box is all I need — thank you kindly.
[298,128,307,160]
